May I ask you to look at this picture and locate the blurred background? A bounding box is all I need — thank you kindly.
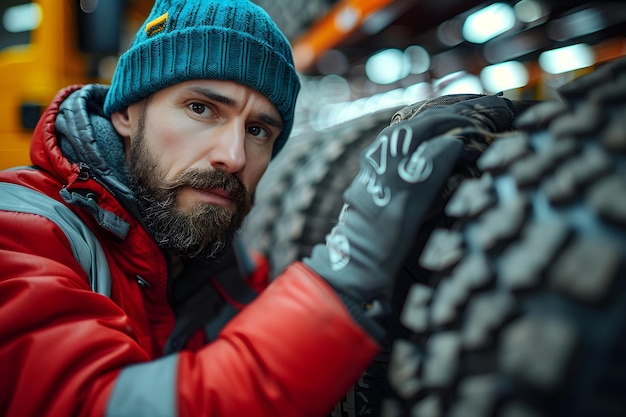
[0,0,625,169]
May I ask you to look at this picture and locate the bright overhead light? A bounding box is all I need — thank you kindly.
[404,45,431,74]
[539,44,596,74]
[335,5,360,32]
[3,3,42,33]
[514,0,546,24]
[436,71,484,95]
[481,61,529,92]
[365,49,410,85]
[463,3,516,44]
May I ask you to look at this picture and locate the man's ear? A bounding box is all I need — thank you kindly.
[111,108,133,139]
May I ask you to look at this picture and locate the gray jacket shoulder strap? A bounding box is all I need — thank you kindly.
[0,182,111,297]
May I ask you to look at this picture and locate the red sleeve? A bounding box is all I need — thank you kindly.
[1,209,379,417]
[0,210,147,417]
[177,262,380,417]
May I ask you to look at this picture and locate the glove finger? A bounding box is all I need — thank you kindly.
[390,93,486,125]
[345,135,464,220]
[423,94,517,132]
[370,113,476,164]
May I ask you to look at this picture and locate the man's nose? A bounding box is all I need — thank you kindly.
[208,123,246,173]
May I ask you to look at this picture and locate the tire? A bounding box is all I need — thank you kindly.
[242,96,532,416]
[384,58,626,417]
[242,106,401,279]
[242,107,406,417]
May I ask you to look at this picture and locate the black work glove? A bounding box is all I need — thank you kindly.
[304,95,516,317]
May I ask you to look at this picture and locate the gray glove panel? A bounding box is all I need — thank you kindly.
[305,94,516,308]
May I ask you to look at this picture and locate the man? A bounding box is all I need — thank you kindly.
[0,0,517,416]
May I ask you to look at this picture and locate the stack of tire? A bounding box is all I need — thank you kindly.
[384,57,626,417]
[242,56,626,417]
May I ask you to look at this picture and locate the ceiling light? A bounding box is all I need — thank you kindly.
[481,61,529,92]
[463,3,516,44]
[365,49,410,85]
[405,45,431,74]
[539,44,596,74]
[3,3,42,33]
[436,71,484,95]
[514,0,546,24]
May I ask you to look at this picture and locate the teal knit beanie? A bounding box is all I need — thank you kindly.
[103,0,301,156]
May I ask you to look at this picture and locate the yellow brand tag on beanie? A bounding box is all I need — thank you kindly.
[146,12,168,37]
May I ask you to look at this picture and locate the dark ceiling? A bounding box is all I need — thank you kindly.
[254,0,626,77]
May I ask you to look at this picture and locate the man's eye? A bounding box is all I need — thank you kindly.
[248,125,270,139]
[189,103,209,115]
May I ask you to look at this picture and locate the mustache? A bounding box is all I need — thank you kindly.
[163,169,249,202]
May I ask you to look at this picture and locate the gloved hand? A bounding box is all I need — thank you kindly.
[304,94,516,310]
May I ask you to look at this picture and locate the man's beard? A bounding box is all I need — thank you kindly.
[127,115,253,259]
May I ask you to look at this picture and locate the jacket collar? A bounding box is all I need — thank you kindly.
[56,85,135,204]
[29,84,144,237]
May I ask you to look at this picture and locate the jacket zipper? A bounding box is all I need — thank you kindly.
[66,162,117,198]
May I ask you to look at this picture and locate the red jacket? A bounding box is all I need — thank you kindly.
[0,85,379,417]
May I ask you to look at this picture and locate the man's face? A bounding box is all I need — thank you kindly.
[120,79,283,259]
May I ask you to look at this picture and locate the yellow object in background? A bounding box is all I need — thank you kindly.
[0,0,151,170]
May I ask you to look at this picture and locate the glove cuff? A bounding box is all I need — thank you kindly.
[333,289,387,344]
